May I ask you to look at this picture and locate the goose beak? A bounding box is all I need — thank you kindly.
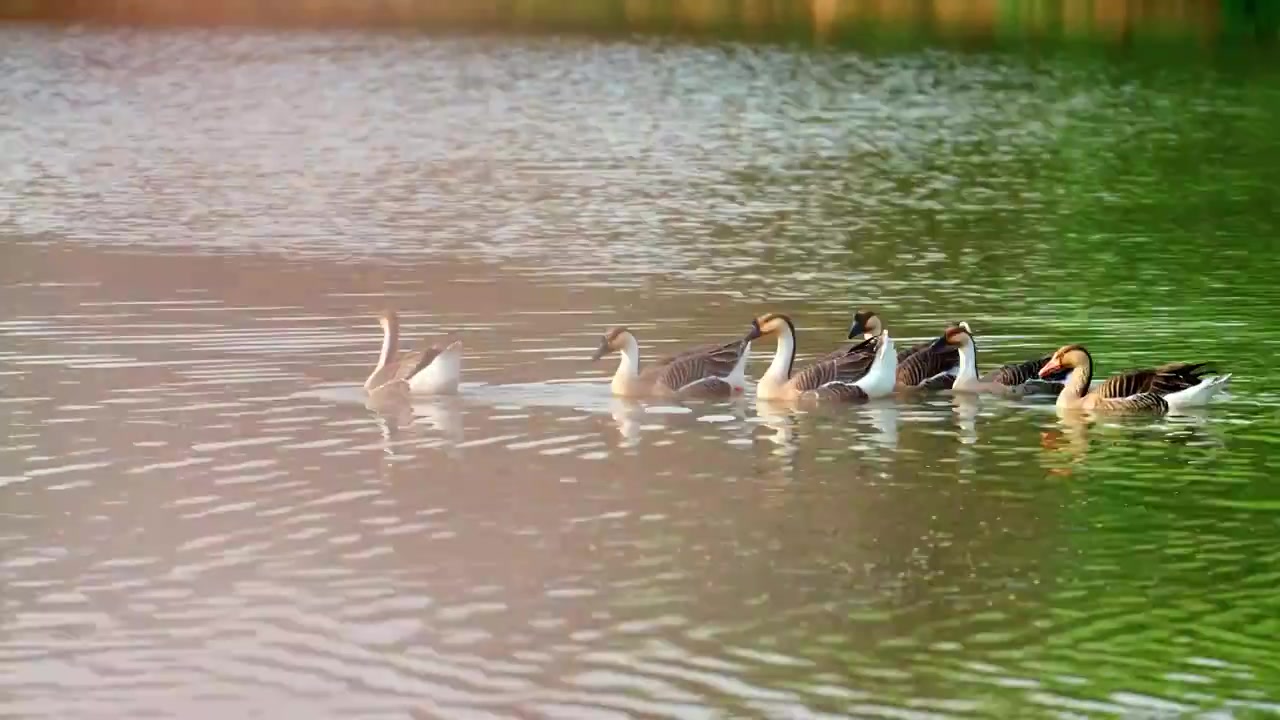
[744,320,763,342]
[1038,359,1063,379]
[847,317,865,340]
[590,337,610,361]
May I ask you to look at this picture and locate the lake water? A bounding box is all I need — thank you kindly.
[3,25,1280,719]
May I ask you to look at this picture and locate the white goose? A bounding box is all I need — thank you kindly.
[364,308,463,395]
[746,312,897,402]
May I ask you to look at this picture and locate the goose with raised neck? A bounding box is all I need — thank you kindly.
[927,322,1067,396]
[747,312,897,403]
[365,308,463,395]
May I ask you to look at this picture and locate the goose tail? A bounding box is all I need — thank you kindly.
[1164,373,1232,409]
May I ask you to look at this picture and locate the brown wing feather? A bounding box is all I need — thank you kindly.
[392,342,446,381]
[897,339,934,364]
[982,355,1052,386]
[896,344,959,388]
[918,372,956,392]
[1094,368,1157,399]
[1094,393,1169,413]
[789,349,876,393]
[815,332,934,368]
[808,333,921,363]
[810,341,874,367]
[650,338,746,393]
[1148,362,1213,395]
[1017,379,1065,397]
[800,384,870,403]
[671,376,734,399]
[650,340,737,369]
[1094,362,1213,399]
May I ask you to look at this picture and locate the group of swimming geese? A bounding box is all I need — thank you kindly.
[364,308,1233,415]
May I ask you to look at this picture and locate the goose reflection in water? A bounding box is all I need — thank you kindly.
[951,393,981,446]
[858,401,901,452]
[364,381,465,454]
[603,395,751,450]
[752,394,901,455]
[751,397,801,454]
[607,396,646,447]
[413,396,466,450]
[365,379,414,427]
[1039,403,1226,478]
[366,387,412,457]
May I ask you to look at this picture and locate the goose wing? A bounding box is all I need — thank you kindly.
[809,340,874,367]
[650,341,735,369]
[671,377,735,398]
[392,341,448,382]
[982,355,1056,386]
[1093,392,1169,413]
[787,337,878,394]
[897,338,935,364]
[809,333,935,367]
[811,330,914,367]
[918,372,956,392]
[1094,362,1211,399]
[648,338,747,393]
[1015,378,1066,396]
[1148,362,1215,395]
[896,340,959,388]
[801,384,870,403]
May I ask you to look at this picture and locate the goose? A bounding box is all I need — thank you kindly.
[590,326,751,398]
[746,312,897,402]
[364,308,463,395]
[840,309,959,392]
[1038,344,1232,413]
[928,322,1069,396]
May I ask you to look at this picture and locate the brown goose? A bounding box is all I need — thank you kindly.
[745,312,897,403]
[844,309,959,392]
[928,322,1068,396]
[364,309,463,395]
[590,327,751,398]
[1038,344,1231,413]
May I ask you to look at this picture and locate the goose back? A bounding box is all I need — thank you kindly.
[897,342,958,388]
[787,337,878,393]
[646,337,748,395]
[1095,362,1213,399]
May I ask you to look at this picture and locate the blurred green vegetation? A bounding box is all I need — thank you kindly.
[1,0,1277,51]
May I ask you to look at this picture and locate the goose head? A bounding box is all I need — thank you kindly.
[744,312,795,342]
[846,310,883,340]
[591,326,637,361]
[377,307,400,331]
[1039,344,1091,378]
[929,323,973,351]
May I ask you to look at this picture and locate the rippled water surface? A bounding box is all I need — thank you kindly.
[3,26,1280,719]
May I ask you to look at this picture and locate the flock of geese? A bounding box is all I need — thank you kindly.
[364,308,1233,415]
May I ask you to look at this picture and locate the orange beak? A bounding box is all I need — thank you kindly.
[1038,359,1063,379]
